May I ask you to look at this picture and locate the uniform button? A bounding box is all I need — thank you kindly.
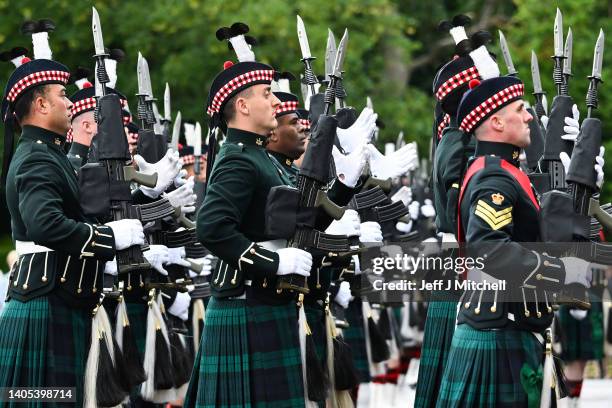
[238,142,244,146]
[22,284,28,289]
[537,311,542,318]
[490,306,497,312]
[536,274,542,280]
[92,288,97,293]
[231,278,237,284]
[474,308,480,315]
[77,288,82,294]
[524,310,530,317]
[250,248,256,254]
[60,277,66,283]
[41,276,47,282]
[91,242,96,247]
[543,261,550,266]
[464,302,470,308]
[36,140,43,144]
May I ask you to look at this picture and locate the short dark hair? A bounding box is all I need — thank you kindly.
[13,85,48,124]
[222,87,253,124]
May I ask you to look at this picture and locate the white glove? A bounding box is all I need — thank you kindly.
[167,247,191,268]
[391,186,412,207]
[396,220,413,233]
[168,291,191,321]
[325,209,361,237]
[559,152,571,175]
[134,149,182,198]
[540,115,549,131]
[104,258,118,276]
[163,176,197,214]
[352,254,361,275]
[143,245,170,276]
[276,248,312,277]
[334,281,353,309]
[174,169,189,187]
[595,146,605,189]
[561,104,580,142]
[336,107,377,153]
[188,256,213,278]
[106,219,145,250]
[359,222,383,243]
[560,257,592,287]
[366,143,418,179]
[569,309,588,320]
[421,199,436,218]
[332,144,368,188]
[408,201,420,221]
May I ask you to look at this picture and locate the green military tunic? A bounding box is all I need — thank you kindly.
[0,125,117,407]
[437,141,569,407]
[268,150,299,185]
[66,141,89,171]
[186,128,304,407]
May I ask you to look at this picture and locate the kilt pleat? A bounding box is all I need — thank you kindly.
[343,299,369,383]
[0,296,89,407]
[184,297,251,408]
[247,297,304,408]
[558,302,604,361]
[436,324,542,408]
[414,300,458,408]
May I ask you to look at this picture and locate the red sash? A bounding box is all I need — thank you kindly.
[457,156,539,243]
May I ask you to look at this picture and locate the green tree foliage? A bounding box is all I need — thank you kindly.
[0,0,610,266]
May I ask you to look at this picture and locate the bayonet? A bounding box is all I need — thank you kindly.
[325,29,336,83]
[296,15,319,96]
[91,7,110,97]
[296,15,312,59]
[323,28,348,115]
[560,27,573,95]
[163,83,171,122]
[531,50,546,118]
[586,29,604,117]
[563,28,573,76]
[366,96,373,110]
[552,8,565,94]
[498,30,517,76]
[136,53,148,98]
[170,111,181,151]
[553,8,564,57]
[332,29,348,78]
[91,7,106,57]
[141,56,155,101]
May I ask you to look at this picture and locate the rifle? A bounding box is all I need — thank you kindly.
[80,8,158,274]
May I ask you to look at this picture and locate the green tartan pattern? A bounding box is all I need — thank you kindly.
[436,324,542,408]
[185,298,250,408]
[558,302,604,361]
[343,299,370,383]
[414,300,458,408]
[185,296,304,408]
[0,296,89,407]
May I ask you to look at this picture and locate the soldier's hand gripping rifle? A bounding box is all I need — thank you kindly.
[136,53,166,164]
[80,7,158,274]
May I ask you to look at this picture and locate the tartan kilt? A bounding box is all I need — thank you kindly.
[185,294,304,408]
[436,324,543,408]
[0,295,90,407]
[414,300,458,408]
[343,299,370,383]
[558,302,604,361]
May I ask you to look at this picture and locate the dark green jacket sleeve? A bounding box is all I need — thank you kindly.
[15,152,115,261]
[196,151,279,281]
[465,171,565,290]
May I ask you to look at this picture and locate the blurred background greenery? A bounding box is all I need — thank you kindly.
[0,0,610,270]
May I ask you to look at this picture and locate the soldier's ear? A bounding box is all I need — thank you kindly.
[235,96,249,116]
[490,114,504,132]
